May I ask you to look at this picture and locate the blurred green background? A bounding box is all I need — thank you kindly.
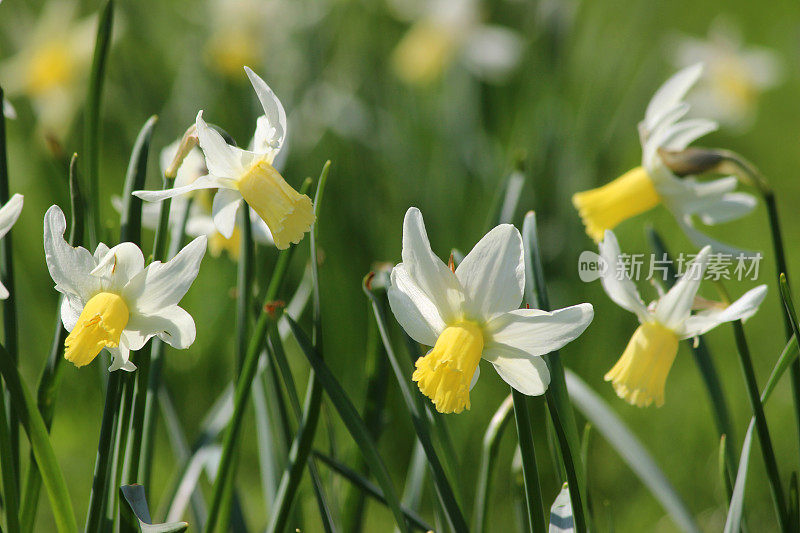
[3,0,800,531]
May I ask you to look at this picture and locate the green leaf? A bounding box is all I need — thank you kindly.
[565,370,700,533]
[120,485,187,533]
[473,395,514,533]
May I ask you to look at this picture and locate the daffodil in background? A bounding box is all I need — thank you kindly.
[572,64,758,254]
[387,207,593,413]
[672,19,782,129]
[598,230,766,407]
[0,0,97,139]
[44,205,207,372]
[0,194,23,299]
[390,0,524,85]
[134,67,314,250]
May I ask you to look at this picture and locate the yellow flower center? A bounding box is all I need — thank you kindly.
[714,59,757,109]
[209,226,242,260]
[64,292,130,368]
[206,30,259,78]
[391,22,458,85]
[572,166,661,242]
[26,43,75,95]
[236,159,315,250]
[412,321,484,414]
[604,322,679,408]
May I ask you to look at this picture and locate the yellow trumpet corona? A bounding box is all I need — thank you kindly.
[64,292,130,368]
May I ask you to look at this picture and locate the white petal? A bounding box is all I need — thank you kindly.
[387,263,447,346]
[0,194,23,239]
[126,306,196,349]
[400,208,463,323]
[487,351,551,396]
[659,118,718,151]
[679,285,767,339]
[212,189,242,239]
[470,364,480,390]
[133,175,222,203]
[60,295,83,332]
[108,344,136,372]
[598,231,649,319]
[90,242,145,292]
[485,304,594,358]
[123,236,207,314]
[195,111,245,178]
[644,63,703,131]
[675,216,758,258]
[455,224,524,320]
[43,205,99,299]
[654,246,711,329]
[461,26,523,81]
[697,193,757,225]
[244,67,287,151]
[0,281,8,300]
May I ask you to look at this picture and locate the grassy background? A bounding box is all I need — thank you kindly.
[3,0,800,530]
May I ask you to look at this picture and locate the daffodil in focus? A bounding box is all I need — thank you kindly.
[0,1,98,138]
[44,205,207,371]
[391,0,523,85]
[387,207,594,413]
[598,230,766,407]
[0,194,23,299]
[134,67,314,250]
[672,20,782,128]
[572,64,757,254]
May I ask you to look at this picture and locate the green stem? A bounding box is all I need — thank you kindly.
[0,382,19,533]
[731,320,788,530]
[511,392,546,533]
[473,395,514,533]
[236,204,254,374]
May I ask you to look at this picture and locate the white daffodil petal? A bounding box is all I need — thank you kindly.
[43,205,100,299]
[127,306,196,350]
[195,111,243,178]
[133,175,222,203]
[0,281,8,300]
[124,236,207,314]
[108,345,136,372]
[455,223,524,319]
[679,285,767,339]
[485,304,594,358]
[675,216,758,258]
[400,208,463,322]
[461,26,523,81]
[212,189,242,239]
[486,351,551,396]
[660,118,718,152]
[470,364,480,390]
[387,263,447,346]
[0,194,23,239]
[654,246,710,329]
[60,295,83,332]
[697,193,757,225]
[244,67,287,151]
[643,63,703,131]
[90,242,145,292]
[598,231,649,319]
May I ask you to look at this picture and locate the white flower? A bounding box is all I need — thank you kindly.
[44,205,207,372]
[390,0,524,85]
[0,194,23,299]
[133,67,314,250]
[0,1,99,138]
[598,230,766,407]
[672,20,782,128]
[387,207,594,414]
[573,64,758,254]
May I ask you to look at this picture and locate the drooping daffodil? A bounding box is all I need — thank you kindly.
[672,19,782,129]
[0,194,23,299]
[572,64,757,254]
[134,67,314,250]
[390,0,524,85]
[387,207,594,414]
[0,1,99,138]
[44,205,207,371]
[598,230,766,407]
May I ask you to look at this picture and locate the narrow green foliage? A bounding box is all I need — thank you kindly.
[473,395,515,533]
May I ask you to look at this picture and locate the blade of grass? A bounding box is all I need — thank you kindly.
[565,370,701,533]
[83,0,114,247]
[473,395,514,533]
[312,450,433,531]
[0,343,78,533]
[0,363,19,533]
[285,318,410,532]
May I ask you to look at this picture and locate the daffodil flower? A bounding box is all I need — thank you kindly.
[672,19,782,128]
[0,194,23,299]
[572,64,757,254]
[44,205,207,372]
[387,207,594,414]
[598,230,766,407]
[134,67,314,250]
[391,0,523,85]
[0,1,99,138]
